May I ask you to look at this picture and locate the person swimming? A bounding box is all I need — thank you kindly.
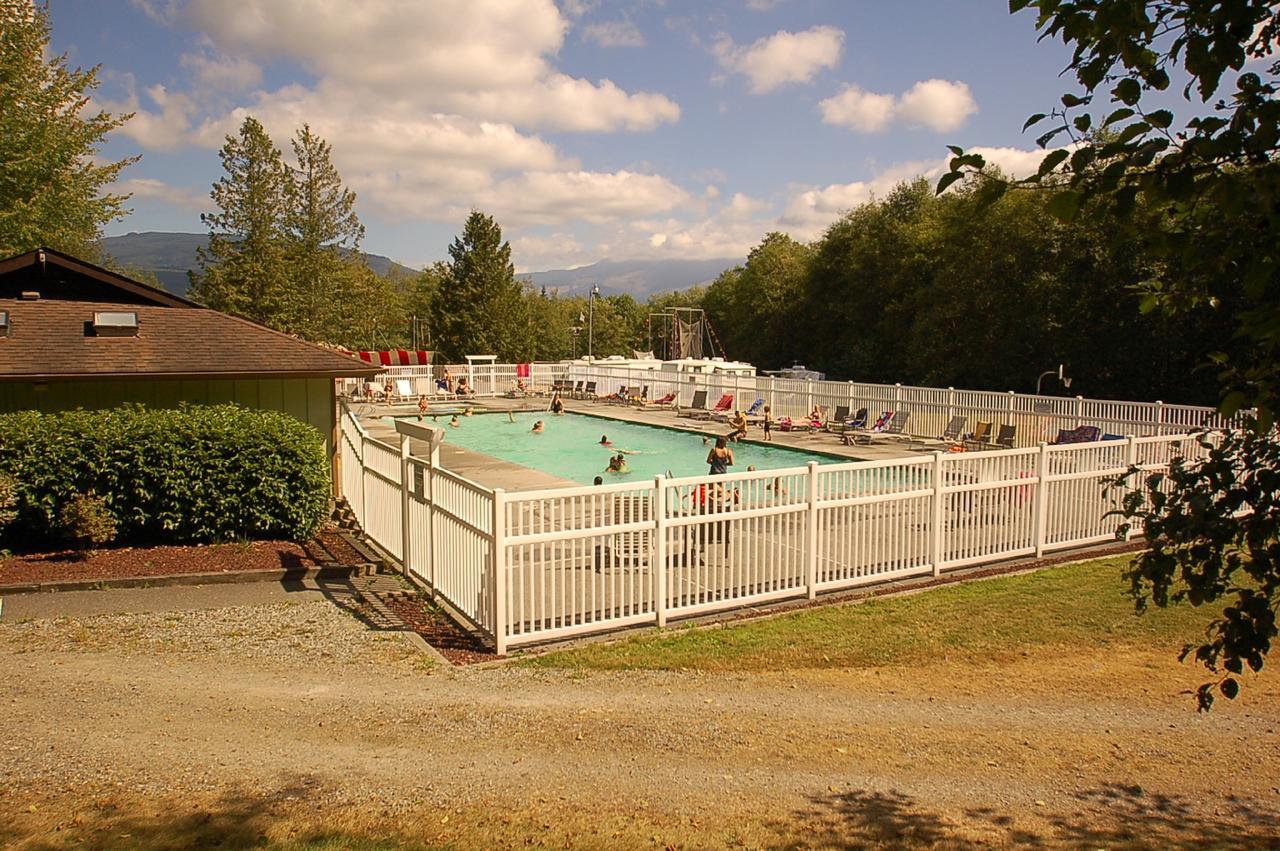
[449,415,459,428]
[463,407,474,417]
[531,420,544,433]
[599,435,612,446]
[605,453,629,474]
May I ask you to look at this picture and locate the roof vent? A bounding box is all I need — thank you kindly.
[91,311,139,337]
[0,310,8,338]
[19,291,39,300]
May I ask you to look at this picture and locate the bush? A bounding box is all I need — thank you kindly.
[0,472,15,530]
[60,493,117,551]
[0,404,330,548]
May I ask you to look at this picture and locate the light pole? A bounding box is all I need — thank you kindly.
[570,325,581,359]
[587,283,600,360]
[1036,363,1073,395]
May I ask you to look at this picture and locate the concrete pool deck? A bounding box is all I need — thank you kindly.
[357,395,931,493]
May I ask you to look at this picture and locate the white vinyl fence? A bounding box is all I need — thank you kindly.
[358,360,1230,448]
[339,401,1207,654]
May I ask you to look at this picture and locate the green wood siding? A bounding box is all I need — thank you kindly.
[0,377,336,452]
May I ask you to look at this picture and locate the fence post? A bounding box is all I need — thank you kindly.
[931,452,945,576]
[358,434,368,529]
[653,475,668,627]
[1155,400,1165,435]
[491,487,508,655]
[1007,390,1016,426]
[1076,395,1085,425]
[1034,442,1049,557]
[804,462,820,598]
[947,387,955,426]
[1123,435,1138,542]
[399,433,412,578]
[426,445,437,599]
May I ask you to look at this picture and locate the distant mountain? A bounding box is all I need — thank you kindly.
[101,232,738,300]
[100,231,419,295]
[521,257,739,298]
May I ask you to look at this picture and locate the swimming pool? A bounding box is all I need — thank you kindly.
[388,411,844,485]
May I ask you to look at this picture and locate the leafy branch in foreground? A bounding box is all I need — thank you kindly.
[940,0,1280,425]
[1116,425,1279,709]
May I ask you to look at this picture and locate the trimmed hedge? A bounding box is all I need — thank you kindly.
[0,404,330,547]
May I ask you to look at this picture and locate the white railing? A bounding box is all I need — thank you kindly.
[338,401,1205,654]
[558,363,1233,447]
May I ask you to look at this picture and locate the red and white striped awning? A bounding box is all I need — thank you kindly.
[356,350,432,366]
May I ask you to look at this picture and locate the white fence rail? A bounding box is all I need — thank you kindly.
[358,361,1231,449]
[339,402,1206,654]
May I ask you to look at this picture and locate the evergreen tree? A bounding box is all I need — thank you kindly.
[436,212,528,361]
[0,1,136,258]
[191,116,292,326]
[285,124,365,338]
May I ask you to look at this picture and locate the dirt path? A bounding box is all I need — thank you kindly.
[2,599,1278,849]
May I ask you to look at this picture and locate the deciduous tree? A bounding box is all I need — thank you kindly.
[0,1,135,258]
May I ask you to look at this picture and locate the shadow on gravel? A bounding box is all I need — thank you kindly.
[1,776,413,850]
[797,783,1280,849]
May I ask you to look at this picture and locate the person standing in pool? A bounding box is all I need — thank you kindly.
[706,435,733,475]
[599,435,612,447]
[531,420,544,433]
[449,415,459,428]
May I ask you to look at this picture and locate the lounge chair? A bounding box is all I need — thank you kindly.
[651,392,676,408]
[697,394,734,421]
[909,415,967,451]
[831,408,869,436]
[604,385,628,404]
[823,406,850,433]
[994,423,1017,448]
[630,386,648,405]
[570,380,584,399]
[1052,425,1102,444]
[677,389,708,418]
[392,378,416,402]
[583,381,598,401]
[741,398,766,422]
[963,421,993,451]
[853,410,910,444]
[841,410,891,444]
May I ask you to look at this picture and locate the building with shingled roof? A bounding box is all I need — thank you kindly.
[0,247,381,492]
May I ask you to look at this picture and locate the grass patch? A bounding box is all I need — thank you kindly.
[528,556,1218,672]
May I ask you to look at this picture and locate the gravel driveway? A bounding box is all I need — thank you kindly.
[2,598,1278,849]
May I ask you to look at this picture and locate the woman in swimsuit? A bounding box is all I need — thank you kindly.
[706,435,733,475]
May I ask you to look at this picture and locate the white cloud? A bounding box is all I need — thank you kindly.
[179,50,262,91]
[821,79,977,133]
[96,81,201,152]
[582,19,645,48]
[129,0,178,25]
[897,79,979,132]
[183,0,678,133]
[511,232,589,273]
[818,86,896,132]
[114,178,208,211]
[476,170,692,227]
[713,25,844,94]
[745,0,786,9]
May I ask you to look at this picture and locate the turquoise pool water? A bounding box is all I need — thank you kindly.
[388,411,843,485]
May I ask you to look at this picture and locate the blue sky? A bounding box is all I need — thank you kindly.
[52,0,1084,271]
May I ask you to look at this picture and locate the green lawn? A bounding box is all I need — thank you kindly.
[526,556,1217,671]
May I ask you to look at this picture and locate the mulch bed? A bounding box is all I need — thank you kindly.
[384,597,494,665]
[0,526,367,588]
